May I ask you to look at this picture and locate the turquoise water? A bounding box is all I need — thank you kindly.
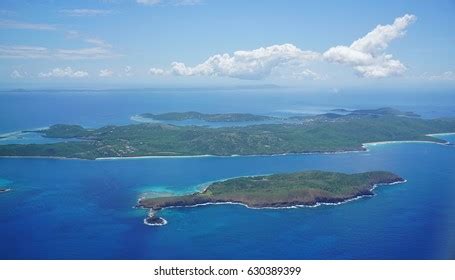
[0,131,85,145]
[0,90,454,259]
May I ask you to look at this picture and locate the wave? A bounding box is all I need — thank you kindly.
[143,217,168,226]
[95,154,214,160]
[362,140,450,148]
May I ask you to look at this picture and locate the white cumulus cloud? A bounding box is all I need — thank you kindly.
[323,14,416,78]
[11,69,26,78]
[168,44,320,80]
[124,66,133,76]
[150,15,415,80]
[149,67,166,75]
[289,68,324,80]
[99,69,114,77]
[39,67,89,78]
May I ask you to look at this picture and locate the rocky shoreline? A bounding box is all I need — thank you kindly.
[138,171,405,226]
[143,210,167,226]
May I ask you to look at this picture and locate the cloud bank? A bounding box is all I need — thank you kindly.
[150,14,416,80]
[39,67,88,78]
[99,69,114,77]
[0,38,117,60]
[60,9,113,17]
[136,0,201,6]
[427,71,455,81]
[323,14,416,78]
[149,67,165,75]
[136,0,161,5]
[11,69,26,78]
[0,45,49,58]
[0,19,56,30]
[162,44,319,80]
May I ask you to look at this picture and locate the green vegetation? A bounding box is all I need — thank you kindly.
[140,111,274,122]
[0,109,454,159]
[36,124,92,138]
[139,171,404,210]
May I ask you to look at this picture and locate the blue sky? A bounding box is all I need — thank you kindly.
[0,0,454,89]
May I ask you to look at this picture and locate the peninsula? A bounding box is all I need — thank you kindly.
[139,171,405,225]
[139,112,275,122]
[0,108,454,159]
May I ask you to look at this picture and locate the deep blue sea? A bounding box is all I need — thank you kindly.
[0,89,454,259]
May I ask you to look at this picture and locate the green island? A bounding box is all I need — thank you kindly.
[289,107,420,121]
[330,107,421,117]
[139,111,275,122]
[139,171,405,225]
[0,108,454,159]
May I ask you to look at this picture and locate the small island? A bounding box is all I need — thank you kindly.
[144,210,167,226]
[0,187,11,193]
[139,111,275,122]
[138,171,405,225]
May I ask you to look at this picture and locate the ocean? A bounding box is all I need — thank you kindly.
[0,89,454,259]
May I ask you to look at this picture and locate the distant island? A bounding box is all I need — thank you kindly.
[139,111,275,122]
[139,171,405,225]
[139,107,420,123]
[0,108,453,159]
[290,108,420,121]
[330,107,421,118]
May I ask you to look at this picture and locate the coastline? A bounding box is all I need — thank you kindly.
[139,179,408,226]
[0,155,89,161]
[1,132,453,161]
[141,179,408,211]
[95,154,215,160]
[137,174,275,202]
[94,148,368,160]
